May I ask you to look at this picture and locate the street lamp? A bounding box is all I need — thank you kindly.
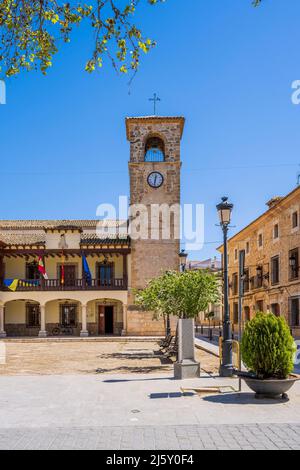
[179,249,188,273]
[217,197,234,377]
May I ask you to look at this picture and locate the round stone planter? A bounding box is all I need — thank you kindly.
[243,374,300,400]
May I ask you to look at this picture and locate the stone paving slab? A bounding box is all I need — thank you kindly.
[1,374,300,427]
[0,424,299,450]
[0,374,300,450]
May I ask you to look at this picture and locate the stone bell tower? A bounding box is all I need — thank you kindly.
[125,116,185,335]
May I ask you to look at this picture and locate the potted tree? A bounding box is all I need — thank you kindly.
[135,270,219,379]
[240,312,298,399]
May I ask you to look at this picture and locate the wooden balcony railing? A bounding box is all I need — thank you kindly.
[2,278,128,292]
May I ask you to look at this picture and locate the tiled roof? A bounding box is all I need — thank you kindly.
[0,230,129,247]
[0,232,46,246]
[0,219,130,247]
[81,233,130,245]
[0,220,127,230]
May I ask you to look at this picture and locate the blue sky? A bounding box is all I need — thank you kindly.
[1,0,300,260]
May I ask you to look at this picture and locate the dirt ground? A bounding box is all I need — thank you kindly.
[0,340,219,376]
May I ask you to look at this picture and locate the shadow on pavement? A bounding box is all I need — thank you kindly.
[149,392,195,399]
[203,392,289,405]
[102,374,175,383]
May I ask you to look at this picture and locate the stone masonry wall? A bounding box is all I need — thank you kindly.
[225,189,300,336]
[126,118,183,336]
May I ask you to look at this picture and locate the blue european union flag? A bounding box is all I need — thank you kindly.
[82,254,92,286]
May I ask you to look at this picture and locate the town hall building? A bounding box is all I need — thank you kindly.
[0,116,185,337]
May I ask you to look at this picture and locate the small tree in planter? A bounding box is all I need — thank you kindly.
[135,270,219,379]
[241,312,298,399]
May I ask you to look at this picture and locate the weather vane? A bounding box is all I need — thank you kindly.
[149,93,161,115]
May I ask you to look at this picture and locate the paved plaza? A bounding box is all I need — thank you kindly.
[0,373,300,450]
[1,423,300,450]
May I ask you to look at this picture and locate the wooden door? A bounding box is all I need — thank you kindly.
[98,306,105,335]
[59,265,76,287]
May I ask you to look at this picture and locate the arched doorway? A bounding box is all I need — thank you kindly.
[86,299,124,336]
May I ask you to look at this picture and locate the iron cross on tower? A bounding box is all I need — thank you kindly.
[149,93,161,115]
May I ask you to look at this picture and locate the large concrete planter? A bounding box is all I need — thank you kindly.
[243,374,300,400]
[174,318,200,380]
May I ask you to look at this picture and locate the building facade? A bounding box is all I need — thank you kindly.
[218,187,300,338]
[187,258,222,323]
[0,116,185,338]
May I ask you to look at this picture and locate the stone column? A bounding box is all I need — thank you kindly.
[121,304,128,336]
[80,304,89,337]
[0,305,6,338]
[38,305,47,338]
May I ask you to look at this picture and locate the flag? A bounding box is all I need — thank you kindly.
[38,256,48,280]
[82,254,92,286]
[19,280,40,288]
[60,263,65,285]
[60,254,65,285]
[4,279,19,292]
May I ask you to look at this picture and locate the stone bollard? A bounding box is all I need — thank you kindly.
[174,318,200,380]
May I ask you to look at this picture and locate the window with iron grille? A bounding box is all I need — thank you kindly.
[292,211,298,229]
[271,303,280,317]
[26,304,40,328]
[243,268,250,292]
[233,303,239,324]
[290,298,300,327]
[271,256,280,285]
[232,273,238,295]
[60,304,77,327]
[244,306,250,323]
[256,266,263,288]
[289,248,299,280]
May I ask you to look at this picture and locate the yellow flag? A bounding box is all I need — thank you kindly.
[8,279,19,292]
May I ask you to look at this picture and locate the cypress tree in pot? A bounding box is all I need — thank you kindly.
[241,312,298,399]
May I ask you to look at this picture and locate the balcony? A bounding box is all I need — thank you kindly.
[2,278,128,292]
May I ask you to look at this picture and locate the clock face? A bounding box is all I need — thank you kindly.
[147,172,164,189]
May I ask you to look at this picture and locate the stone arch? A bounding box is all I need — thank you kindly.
[144,133,165,162]
[44,298,83,336]
[3,298,41,337]
[86,297,125,336]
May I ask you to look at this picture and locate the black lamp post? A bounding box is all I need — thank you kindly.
[179,249,188,273]
[217,197,234,377]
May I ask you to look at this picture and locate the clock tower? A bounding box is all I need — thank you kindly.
[126,116,185,335]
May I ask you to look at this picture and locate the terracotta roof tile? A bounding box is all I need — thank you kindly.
[0,220,127,230]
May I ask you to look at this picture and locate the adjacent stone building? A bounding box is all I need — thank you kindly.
[187,258,222,323]
[0,116,185,337]
[218,186,300,337]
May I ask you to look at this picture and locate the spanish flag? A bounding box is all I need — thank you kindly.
[4,279,19,292]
